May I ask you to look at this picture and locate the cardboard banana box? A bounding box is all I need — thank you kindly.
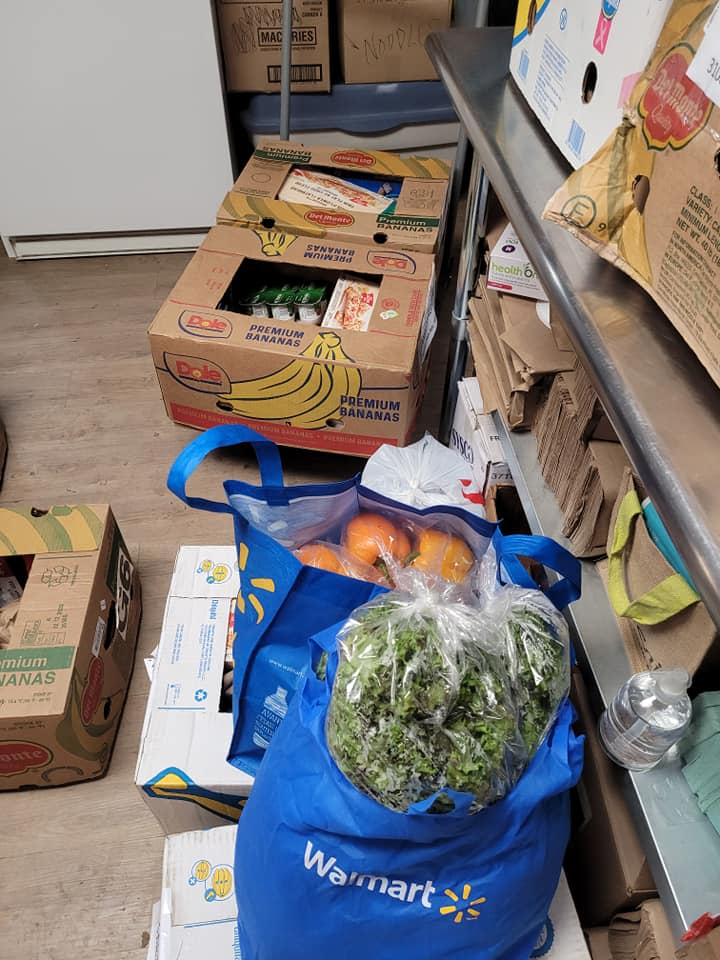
[217,142,450,253]
[0,505,141,789]
[148,225,437,456]
[545,0,720,391]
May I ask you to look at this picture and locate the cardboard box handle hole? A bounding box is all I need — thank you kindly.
[261,217,276,229]
[632,175,650,215]
[581,62,597,104]
[103,601,117,650]
[527,0,537,33]
[373,232,388,245]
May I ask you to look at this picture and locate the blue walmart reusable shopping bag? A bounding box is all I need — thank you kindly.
[233,628,584,960]
[167,424,581,777]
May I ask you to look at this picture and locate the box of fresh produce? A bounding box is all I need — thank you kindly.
[326,583,570,813]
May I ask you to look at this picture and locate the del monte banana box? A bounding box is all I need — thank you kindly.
[148,224,437,456]
[0,504,141,789]
[545,0,720,390]
[217,141,450,254]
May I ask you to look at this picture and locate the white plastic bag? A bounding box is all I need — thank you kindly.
[361,434,486,516]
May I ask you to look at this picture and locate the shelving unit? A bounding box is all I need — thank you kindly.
[427,25,720,942]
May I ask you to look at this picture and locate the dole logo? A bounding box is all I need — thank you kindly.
[0,741,53,776]
[165,353,232,394]
[331,150,376,168]
[639,45,712,151]
[305,209,355,227]
[179,311,232,339]
[367,250,416,274]
[81,656,104,725]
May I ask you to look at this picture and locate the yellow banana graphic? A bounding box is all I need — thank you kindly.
[253,228,297,257]
[144,768,246,822]
[216,331,362,429]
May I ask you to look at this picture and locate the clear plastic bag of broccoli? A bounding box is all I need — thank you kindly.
[490,586,571,758]
[325,583,528,814]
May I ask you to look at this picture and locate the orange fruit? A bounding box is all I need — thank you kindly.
[343,512,412,566]
[295,543,345,576]
[412,529,474,583]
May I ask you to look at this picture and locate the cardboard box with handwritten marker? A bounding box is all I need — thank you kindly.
[216,0,330,92]
[338,0,451,83]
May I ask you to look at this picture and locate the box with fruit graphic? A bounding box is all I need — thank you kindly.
[217,141,450,254]
[148,225,437,456]
[0,504,141,789]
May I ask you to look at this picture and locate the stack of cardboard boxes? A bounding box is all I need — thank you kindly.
[214,0,453,92]
[149,141,450,457]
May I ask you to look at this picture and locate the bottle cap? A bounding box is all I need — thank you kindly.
[656,668,690,700]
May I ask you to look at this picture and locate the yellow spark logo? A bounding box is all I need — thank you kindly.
[439,884,486,924]
[236,541,276,624]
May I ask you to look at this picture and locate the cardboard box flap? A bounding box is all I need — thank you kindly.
[251,141,450,181]
[0,505,109,556]
[677,928,720,960]
[585,927,612,960]
[163,825,238,926]
[190,225,435,281]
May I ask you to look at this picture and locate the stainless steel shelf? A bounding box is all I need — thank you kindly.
[427,26,720,630]
[494,414,720,941]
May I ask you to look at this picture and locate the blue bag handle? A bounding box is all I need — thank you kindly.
[496,533,581,609]
[167,424,287,513]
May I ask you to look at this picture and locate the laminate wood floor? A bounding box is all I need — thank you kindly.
[0,249,446,959]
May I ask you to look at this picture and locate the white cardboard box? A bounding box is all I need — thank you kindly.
[510,0,673,168]
[532,872,591,960]
[449,378,513,493]
[149,825,587,960]
[487,223,547,301]
[157,825,239,960]
[135,546,253,834]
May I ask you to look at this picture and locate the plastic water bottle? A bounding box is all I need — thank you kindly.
[252,686,289,749]
[599,669,692,771]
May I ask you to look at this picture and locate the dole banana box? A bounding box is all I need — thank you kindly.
[510,0,673,168]
[0,505,141,789]
[148,225,437,456]
[217,141,450,253]
[135,545,253,834]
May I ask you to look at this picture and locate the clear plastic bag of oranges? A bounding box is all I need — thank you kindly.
[294,511,480,589]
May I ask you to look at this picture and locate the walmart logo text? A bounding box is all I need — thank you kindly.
[303,841,436,907]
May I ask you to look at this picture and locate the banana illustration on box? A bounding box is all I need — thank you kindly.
[216,331,361,429]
